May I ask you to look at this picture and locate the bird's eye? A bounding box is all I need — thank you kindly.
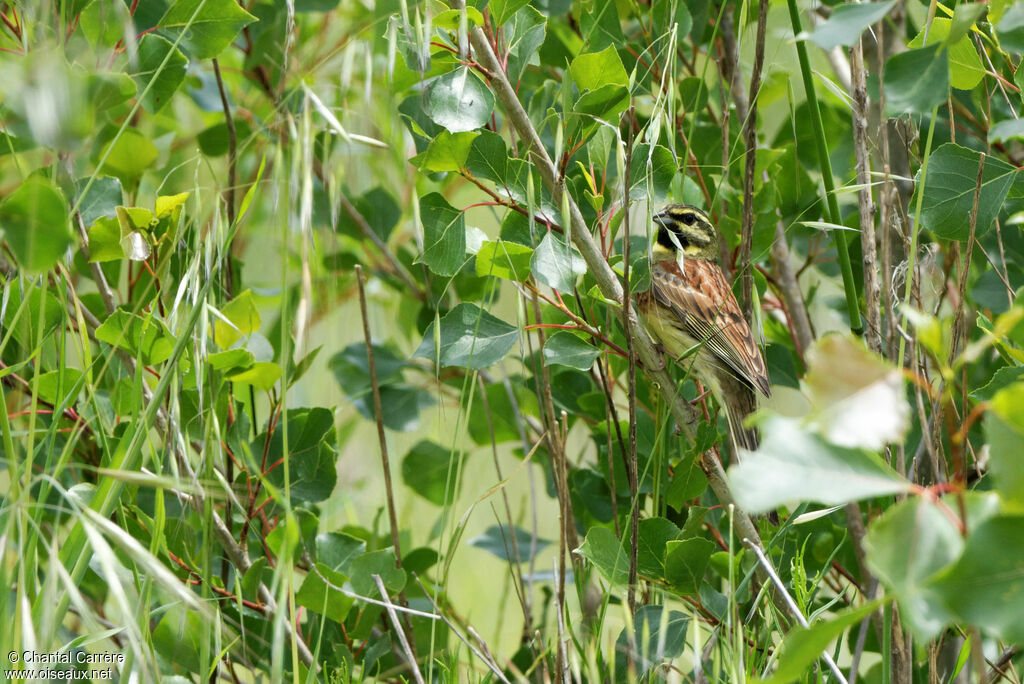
[680,213,696,226]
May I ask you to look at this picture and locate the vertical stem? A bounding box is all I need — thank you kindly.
[850,40,883,353]
[785,0,864,334]
[739,0,768,324]
[354,264,416,656]
[212,58,237,297]
[621,107,640,618]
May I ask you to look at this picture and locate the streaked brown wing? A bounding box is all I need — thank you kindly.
[651,258,771,397]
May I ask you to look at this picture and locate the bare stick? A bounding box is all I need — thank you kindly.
[413,576,512,684]
[850,40,882,354]
[770,218,814,353]
[355,264,416,654]
[621,107,640,617]
[739,0,769,324]
[372,574,425,684]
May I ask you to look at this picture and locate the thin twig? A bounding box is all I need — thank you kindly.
[212,58,237,297]
[850,40,882,354]
[621,107,640,618]
[413,576,511,683]
[372,574,425,684]
[355,264,416,652]
[769,217,814,353]
[986,646,1019,684]
[739,0,769,324]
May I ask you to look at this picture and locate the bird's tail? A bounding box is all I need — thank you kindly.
[718,374,779,525]
[719,374,760,456]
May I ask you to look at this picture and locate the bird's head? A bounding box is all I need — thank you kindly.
[652,204,719,261]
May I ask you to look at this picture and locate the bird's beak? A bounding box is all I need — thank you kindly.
[653,212,672,228]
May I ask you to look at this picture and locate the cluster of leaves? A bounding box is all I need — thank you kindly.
[2,0,1024,681]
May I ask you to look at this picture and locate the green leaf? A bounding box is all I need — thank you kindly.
[158,0,257,60]
[0,176,72,274]
[329,342,406,397]
[153,607,203,674]
[86,218,123,264]
[665,452,708,510]
[806,1,895,50]
[614,606,689,679]
[97,128,159,185]
[931,515,1024,643]
[131,33,188,113]
[531,231,586,293]
[75,176,123,226]
[629,144,678,201]
[260,407,338,504]
[469,524,551,561]
[908,18,986,90]
[504,6,546,84]
[948,3,988,44]
[990,118,1024,143]
[95,310,176,365]
[214,289,261,348]
[414,131,479,172]
[465,130,512,185]
[155,192,189,218]
[414,303,518,370]
[489,0,530,26]
[636,517,682,580]
[296,563,353,622]
[354,385,436,432]
[207,348,254,371]
[418,192,467,276]
[348,549,407,596]
[664,538,715,595]
[996,2,1024,53]
[401,440,462,506]
[985,383,1024,509]
[427,67,495,134]
[578,526,629,585]
[652,0,692,43]
[569,45,628,91]
[863,497,961,640]
[196,118,254,156]
[226,361,281,390]
[761,600,884,684]
[914,143,1019,241]
[475,240,533,281]
[728,415,913,513]
[432,7,484,29]
[316,532,366,573]
[35,369,84,407]
[543,331,600,371]
[337,186,400,243]
[579,0,624,51]
[882,44,949,115]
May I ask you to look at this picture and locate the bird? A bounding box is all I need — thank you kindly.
[635,204,771,457]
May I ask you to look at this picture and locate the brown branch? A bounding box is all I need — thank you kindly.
[850,41,882,354]
[354,264,416,655]
[739,0,769,324]
[621,106,640,618]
